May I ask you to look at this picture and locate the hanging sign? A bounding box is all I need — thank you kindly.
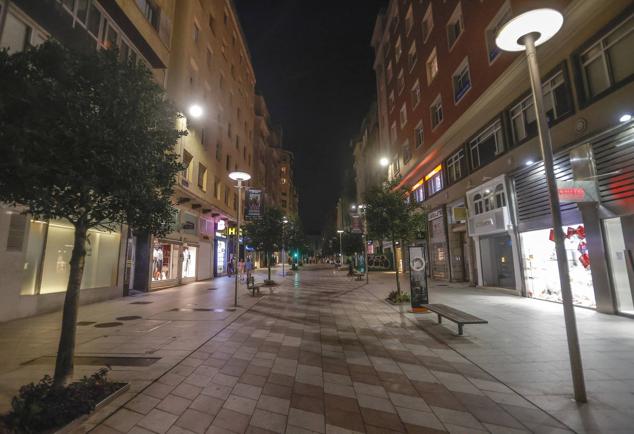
[408,245,428,307]
[245,189,263,220]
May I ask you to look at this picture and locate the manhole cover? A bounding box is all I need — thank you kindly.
[77,321,96,326]
[23,355,160,367]
[116,316,142,321]
[94,322,123,328]
[130,301,152,305]
[169,308,236,313]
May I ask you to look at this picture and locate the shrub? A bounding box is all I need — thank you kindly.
[388,290,411,304]
[3,368,122,433]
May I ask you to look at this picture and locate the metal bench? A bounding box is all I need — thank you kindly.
[246,275,264,296]
[423,304,487,335]
[352,270,364,281]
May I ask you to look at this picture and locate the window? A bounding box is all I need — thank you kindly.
[415,122,424,148]
[389,91,395,112]
[226,154,230,171]
[390,155,401,178]
[422,4,433,43]
[193,22,200,43]
[206,48,212,67]
[87,3,102,36]
[403,141,411,164]
[446,148,466,184]
[215,142,222,161]
[405,6,414,35]
[430,94,443,129]
[473,193,483,215]
[400,103,408,128]
[183,150,193,182]
[390,121,397,144]
[469,120,504,170]
[198,163,207,191]
[395,36,402,60]
[397,70,405,94]
[452,57,471,103]
[495,184,506,208]
[390,13,400,37]
[408,42,417,70]
[414,185,425,203]
[579,14,633,100]
[510,96,536,143]
[447,3,464,49]
[427,170,443,196]
[136,0,160,31]
[485,2,511,63]
[386,61,393,82]
[411,80,421,107]
[214,177,221,199]
[426,47,438,83]
[1,13,33,53]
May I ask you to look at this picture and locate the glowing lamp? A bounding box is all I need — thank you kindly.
[188,104,203,119]
[228,171,251,182]
[495,9,563,52]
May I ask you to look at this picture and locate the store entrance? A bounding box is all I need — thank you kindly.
[479,233,515,289]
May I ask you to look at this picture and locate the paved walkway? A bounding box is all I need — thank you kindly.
[89,267,573,434]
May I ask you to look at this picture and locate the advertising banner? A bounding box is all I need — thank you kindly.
[245,189,263,220]
[408,245,428,307]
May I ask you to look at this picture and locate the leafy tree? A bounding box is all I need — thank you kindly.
[0,42,185,386]
[284,216,307,262]
[342,231,364,257]
[244,207,284,281]
[364,179,427,295]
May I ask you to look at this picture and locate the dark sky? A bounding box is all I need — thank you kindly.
[234,1,387,234]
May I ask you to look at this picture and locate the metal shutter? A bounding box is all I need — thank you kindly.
[6,213,27,251]
[592,125,634,204]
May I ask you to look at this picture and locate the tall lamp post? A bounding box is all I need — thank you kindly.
[228,171,251,307]
[282,217,288,277]
[337,230,344,266]
[496,8,586,403]
[351,204,370,284]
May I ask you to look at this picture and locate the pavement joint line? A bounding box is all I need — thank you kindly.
[86,287,272,431]
[359,281,580,434]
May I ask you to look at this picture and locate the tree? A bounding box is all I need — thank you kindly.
[364,179,427,295]
[244,207,284,281]
[284,216,307,263]
[342,231,364,257]
[0,42,185,386]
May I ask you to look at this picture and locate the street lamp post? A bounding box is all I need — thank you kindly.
[352,204,370,284]
[282,217,288,277]
[337,230,344,267]
[496,8,586,403]
[228,171,251,308]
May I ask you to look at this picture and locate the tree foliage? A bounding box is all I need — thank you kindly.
[244,207,284,280]
[364,179,427,293]
[0,42,185,385]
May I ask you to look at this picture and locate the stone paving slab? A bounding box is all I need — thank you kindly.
[90,268,572,433]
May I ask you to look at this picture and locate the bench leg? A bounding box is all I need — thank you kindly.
[458,324,463,336]
[437,314,442,324]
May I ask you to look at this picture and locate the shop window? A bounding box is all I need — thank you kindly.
[411,80,421,108]
[579,14,633,101]
[415,122,424,148]
[403,141,411,164]
[495,184,506,208]
[397,69,405,94]
[426,47,438,84]
[408,42,417,71]
[485,2,511,63]
[447,3,464,49]
[430,94,443,129]
[422,4,433,43]
[152,241,179,282]
[427,170,443,196]
[181,245,197,278]
[452,58,471,103]
[405,6,414,35]
[473,193,483,215]
[469,119,504,170]
[183,150,193,182]
[215,142,222,161]
[446,148,466,184]
[399,103,407,128]
[198,163,207,191]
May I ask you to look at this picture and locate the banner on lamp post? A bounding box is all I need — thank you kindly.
[408,245,428,308]
[244,189,263,220]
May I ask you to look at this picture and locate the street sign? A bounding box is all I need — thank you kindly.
[408,245,428,307]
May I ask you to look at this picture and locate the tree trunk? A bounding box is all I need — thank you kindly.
[266,250,271,281]
[53,221,88,387]
[391,233,401,295]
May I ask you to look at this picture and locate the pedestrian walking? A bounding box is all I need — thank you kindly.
[238,258,245,282]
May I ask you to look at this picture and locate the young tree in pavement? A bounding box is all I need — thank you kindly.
[0,42,185,386]
[364,179,427,295]
[244,207,284,281]
[285,216,307,263]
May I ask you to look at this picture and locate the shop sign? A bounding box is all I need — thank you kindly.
[217,220,226,231]
[181,212,198,234]
[408,245,428,307]
[245,189,263,220]
[428,208,444,221]
[556,180,599,203]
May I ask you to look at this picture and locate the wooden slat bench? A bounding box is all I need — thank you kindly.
[246,275,264,296]
[423,304,487,335]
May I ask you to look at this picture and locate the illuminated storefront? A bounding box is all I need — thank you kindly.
[214,219,227,276]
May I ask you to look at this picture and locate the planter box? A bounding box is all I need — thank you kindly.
[53,382,129,434]
[385,298,410,306]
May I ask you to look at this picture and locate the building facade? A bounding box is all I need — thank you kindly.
[371,0,634,315]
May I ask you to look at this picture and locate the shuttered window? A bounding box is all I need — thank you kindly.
[6,214,27,251]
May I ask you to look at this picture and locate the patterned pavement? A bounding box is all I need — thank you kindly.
[93,268,573,434]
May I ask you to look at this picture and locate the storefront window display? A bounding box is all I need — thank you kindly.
[604,218,634,315]
[152,242,179,282]
[21,219,121,295]
[520,224,595,308]
[181,245,197,279]
[216,239,226,275]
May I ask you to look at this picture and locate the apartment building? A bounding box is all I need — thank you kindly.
[0,0,175,321]
[372,0,634,315]
[352,101,383,205]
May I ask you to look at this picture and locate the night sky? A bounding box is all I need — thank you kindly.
[234,1,388,234]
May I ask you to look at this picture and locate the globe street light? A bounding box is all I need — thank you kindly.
[188,104,203,119]
[282,217,288,277]
[379,157,389,167]
[336,230,344,267]
[496,8,586,403]
[228,171,251,307]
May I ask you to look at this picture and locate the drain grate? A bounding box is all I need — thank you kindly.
[116,316,142,321]
[169,307,236,313]
[94,322,124,328]
[130,301,153,305]
[77,321,96,326]
[23,355,160,367]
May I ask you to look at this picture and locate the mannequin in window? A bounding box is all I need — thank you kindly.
[153,245,163,280]
[182,246,191,276]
